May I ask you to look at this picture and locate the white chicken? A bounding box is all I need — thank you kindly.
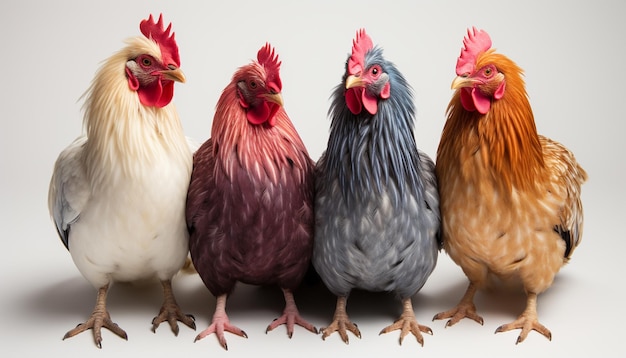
[48,14,195,348]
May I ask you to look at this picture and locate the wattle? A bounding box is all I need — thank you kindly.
[246,101,280,127]
[460,87,491,115]
[345,87,378,115]
[345,87,362,114]
[135,79,175,108]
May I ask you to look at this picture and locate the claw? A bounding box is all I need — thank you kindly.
[494,292,552,344]
[62,285,128,348]
[265,289,317,337]
[194,294,247,350]
[151,280,196,335]
[434,282,483,329]
[379,298,431,346]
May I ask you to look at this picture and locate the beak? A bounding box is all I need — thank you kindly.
[346,75,365,89]
[451,75,478,90]
[160,67,186,83]
[263,92,284,107]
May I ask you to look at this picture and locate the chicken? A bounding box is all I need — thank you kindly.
[186,43,317,350]
[433,27,587,344]
[48,14,195,348]
[313,29,440,346]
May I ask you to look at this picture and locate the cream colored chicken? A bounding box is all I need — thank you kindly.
[48,14,194,348]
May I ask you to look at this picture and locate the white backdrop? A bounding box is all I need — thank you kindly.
[2,0,624,356]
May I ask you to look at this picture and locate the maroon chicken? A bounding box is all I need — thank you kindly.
[186,43,317,350]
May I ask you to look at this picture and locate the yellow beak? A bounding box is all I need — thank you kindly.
[451,75,478,90]
[160,68,186,83]
[346,75,365,89]
[264,92,284,107]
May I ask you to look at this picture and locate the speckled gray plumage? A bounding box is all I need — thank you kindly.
[313,46,441,300]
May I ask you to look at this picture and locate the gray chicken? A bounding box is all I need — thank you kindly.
[313,29,441,346]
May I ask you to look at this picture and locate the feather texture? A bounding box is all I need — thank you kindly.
[50,36,191,286]
[434,27,587,344]
[187,90,315,293]
[321,46,424,208]
[48,15,194,347]
[313,29,440,345]
[186,44,317,349]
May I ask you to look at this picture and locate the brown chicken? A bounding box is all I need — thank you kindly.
[433,27,587,343]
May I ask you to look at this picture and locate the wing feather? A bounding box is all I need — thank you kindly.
[48,136,90,249]
[540,135,588,259]
[417,149,442,249]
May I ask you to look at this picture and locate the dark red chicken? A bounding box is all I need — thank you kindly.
[186,44,317,350]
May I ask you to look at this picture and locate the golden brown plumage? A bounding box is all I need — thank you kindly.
[433,28,587,343]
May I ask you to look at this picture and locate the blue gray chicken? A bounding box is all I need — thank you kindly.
[313,29,441,346]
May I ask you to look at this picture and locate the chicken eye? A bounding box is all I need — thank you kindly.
[142,57,152,67]
[484,67,493,76]
[249,80,257,89]
[370,65,381,77]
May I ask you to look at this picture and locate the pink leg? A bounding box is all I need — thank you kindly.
[194,294,247,350]
[266,288,317,337]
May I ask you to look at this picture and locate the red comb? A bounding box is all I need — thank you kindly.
[257,43,282,91]
[140,14,180,67]
[348,28,374,76]
[456,27,492,76]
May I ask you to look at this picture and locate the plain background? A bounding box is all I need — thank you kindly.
[2,0,624,356]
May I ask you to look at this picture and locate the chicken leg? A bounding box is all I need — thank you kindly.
[151,279,196,335]
[266,288,317,337]
[63,284,127,348]
[194,294,247,350]
[433,282,484,326]
[495,292,552,343]
[380,297,432,345]
[320,296,361,343]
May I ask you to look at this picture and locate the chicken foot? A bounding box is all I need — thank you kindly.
[495,292,552,343]
[380,297,432,345]
[266,288,317,337]
[433,282,484,326]
[63,284,127,348]
[194,294,247,350]
[151,279,196,335]
[320,295,361,343]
